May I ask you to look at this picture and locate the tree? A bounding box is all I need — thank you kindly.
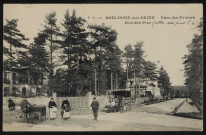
[158,66,171,96]
[28,33,49,95]
[42,11,60,96]
[60,9,90,96]
[3,19,29,95]
[106,44,123,91]
[182,18,203,104]
[89,23,121,94]
[133,42,145,78]
[3,19,29,69]
[123,44,133,80]
[143,61,158,81]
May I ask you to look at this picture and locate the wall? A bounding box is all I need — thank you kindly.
[3,93,91,109]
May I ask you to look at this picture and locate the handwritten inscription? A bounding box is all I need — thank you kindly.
[88,15,198,28]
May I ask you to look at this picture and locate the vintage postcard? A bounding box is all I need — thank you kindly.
[3,4,203,131]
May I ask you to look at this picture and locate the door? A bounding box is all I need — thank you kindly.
[4,87,10,96]
[22,87,26,96]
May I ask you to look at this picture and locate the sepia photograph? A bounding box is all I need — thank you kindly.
[2,4,203,131]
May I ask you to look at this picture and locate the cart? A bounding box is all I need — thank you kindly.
[16,105,46,123]
[104,90,132,113]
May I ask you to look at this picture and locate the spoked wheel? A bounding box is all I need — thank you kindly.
[16,111,26,122]
[28,112,40,124]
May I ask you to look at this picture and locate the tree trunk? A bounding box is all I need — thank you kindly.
[111,71,113,91]
[94,48,97,96]
[50,25,53,96]
[9,44,13,96]
[134,69,136,98]
[116,73,118,90]
[126,57,128,80]
[98,78,100,95]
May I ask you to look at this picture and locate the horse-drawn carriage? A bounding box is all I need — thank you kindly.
[103,89,132,113]
[16,105,46,123]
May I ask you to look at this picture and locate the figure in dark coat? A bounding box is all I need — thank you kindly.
[48,98,57,120]
[61,98,70,110]
[61,97,71,119]
[20,97,32,118]
[8,98,14,111]
[11,100,16,111]
[48,99,57,108]
[90,97,99,120]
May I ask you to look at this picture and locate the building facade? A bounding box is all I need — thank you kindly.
[126,78,162,99]
[3,69,48,97]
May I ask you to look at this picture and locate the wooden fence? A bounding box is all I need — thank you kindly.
[56,96,89,109]
[4,95,90,110]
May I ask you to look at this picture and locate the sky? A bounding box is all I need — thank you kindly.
[3,4,203,86]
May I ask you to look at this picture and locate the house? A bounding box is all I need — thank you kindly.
[3,68,48,97]
[126,78,162,99]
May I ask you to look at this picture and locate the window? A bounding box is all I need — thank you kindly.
[12,73,16,84]
[4,87,10,96]
[4,72,10,84]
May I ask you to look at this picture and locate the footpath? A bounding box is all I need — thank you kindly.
[173,98,202,119]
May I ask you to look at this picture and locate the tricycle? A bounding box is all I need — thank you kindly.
[16,104,46,123]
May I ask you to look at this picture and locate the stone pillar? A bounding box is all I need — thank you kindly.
[52,92,57,102]
[87,92,93,110]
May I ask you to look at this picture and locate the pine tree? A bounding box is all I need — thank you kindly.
[89,23,121,94]
[60,9,90,96]
[133,42,145,78]
[3,19,29,69]
[3,19,29,94]
[42,11,60,96]
[28,33,49,95]
[158,66,171,96]
[182,18,203,104]
[143,61,158,81]
[123,44,133,80]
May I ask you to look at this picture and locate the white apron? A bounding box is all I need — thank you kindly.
[49,107,57,118]
[63,110,71,118]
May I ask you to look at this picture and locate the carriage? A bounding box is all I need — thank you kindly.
[16,105,46,123]
[104,89,132,113]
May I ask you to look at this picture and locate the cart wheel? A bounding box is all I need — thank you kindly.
[16,111,26,122]
[29,112,40,123]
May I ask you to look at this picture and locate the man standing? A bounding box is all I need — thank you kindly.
[90,97,99,120]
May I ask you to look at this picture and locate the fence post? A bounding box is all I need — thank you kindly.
[87,92,93,110]
[52,92,57,104]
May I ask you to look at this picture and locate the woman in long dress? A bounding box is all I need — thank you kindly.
[48,98,57,120]
[61,97,71,120]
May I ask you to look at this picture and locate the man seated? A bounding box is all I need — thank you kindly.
[111,100,119,112]
[20,97,32,118]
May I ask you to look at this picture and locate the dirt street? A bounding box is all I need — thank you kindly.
[3,98,203,131]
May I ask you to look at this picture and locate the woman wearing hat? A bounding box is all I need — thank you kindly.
[48,98,57,120]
